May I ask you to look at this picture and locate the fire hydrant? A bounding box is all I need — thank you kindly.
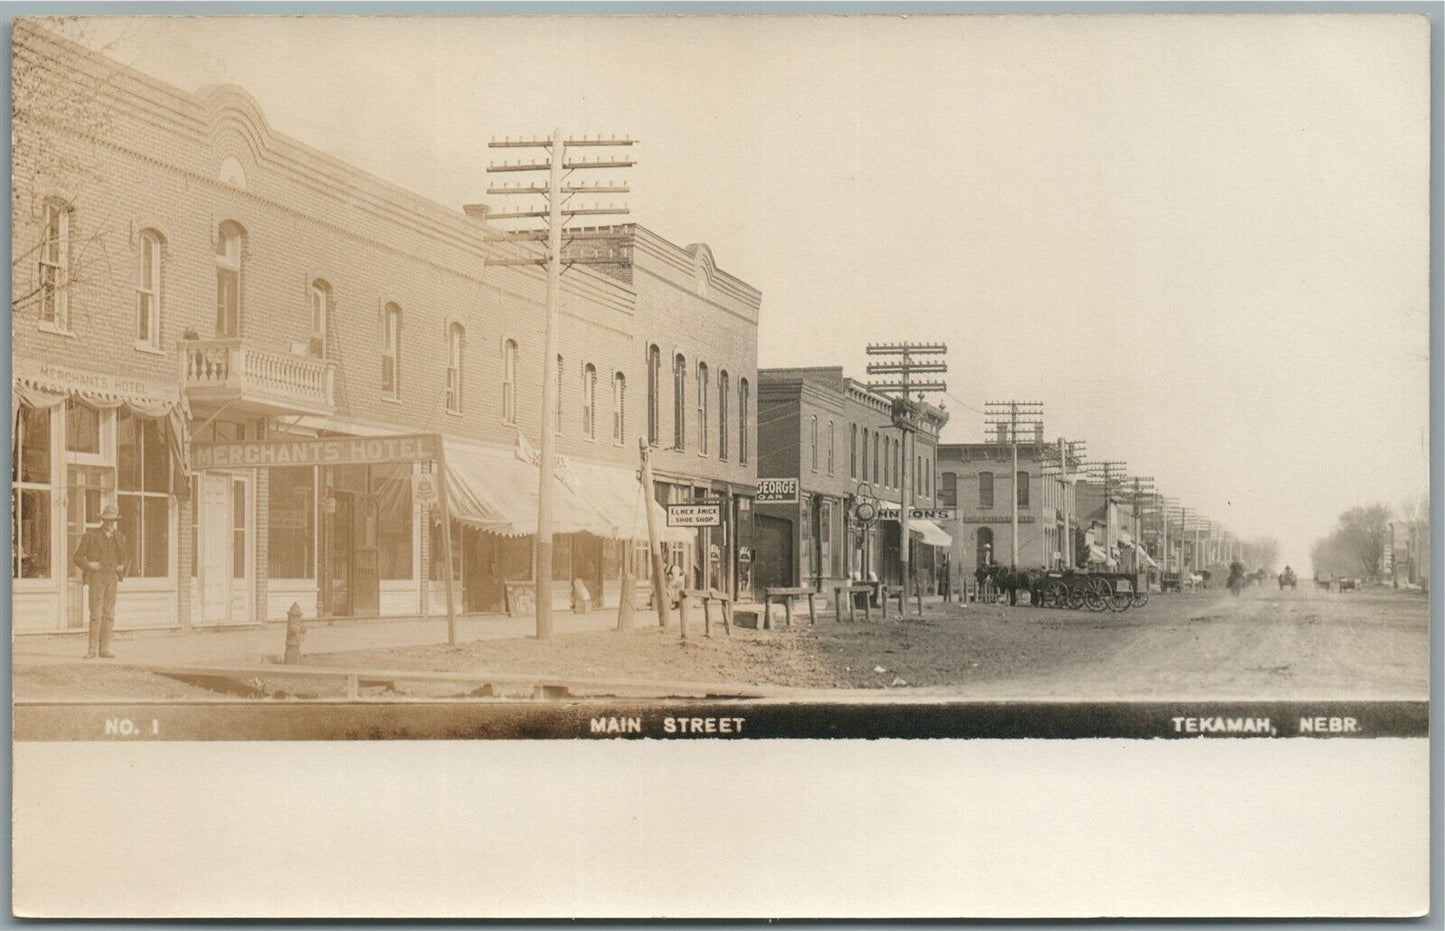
[283,602,305,665]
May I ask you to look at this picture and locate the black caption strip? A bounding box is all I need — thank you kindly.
[13,700,1429,742]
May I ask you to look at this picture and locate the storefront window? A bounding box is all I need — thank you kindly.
[12,404,52,579]
[371,463,413,579]
[65,398,99,454]
[552,533,573,581]
[428,518,461,582]
[268,467,315,578]
[116,409,171,577]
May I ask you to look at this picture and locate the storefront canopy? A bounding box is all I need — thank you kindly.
[911,519,953,548]
[12,359,192,477]
[442,437,689,543]
[1134,543,1159,569]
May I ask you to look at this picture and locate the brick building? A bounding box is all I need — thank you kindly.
[12,22,759,634]
[754,367,950,594]
[935,434,1080,581]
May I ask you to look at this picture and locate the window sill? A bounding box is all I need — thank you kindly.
[133,341,164,356]
[445,408,463,417]
[381,396,403,405]
[37,321,75,338]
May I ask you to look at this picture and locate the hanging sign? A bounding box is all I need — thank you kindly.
[879,505,957,521]
[667,503,721,527]
[413,471,440,506]
[193,433,438,469]
[756,477,799,504]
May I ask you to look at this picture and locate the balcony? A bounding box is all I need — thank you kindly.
[181,338,336,417]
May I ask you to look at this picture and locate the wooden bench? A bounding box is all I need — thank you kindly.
[680,588,733,637]
[764,586,819,628]
[832,584,873,622]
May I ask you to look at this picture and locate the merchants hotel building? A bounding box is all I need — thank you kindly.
[12,22,760,634]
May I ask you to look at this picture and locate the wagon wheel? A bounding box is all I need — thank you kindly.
[1131,590,1150,608]
[1046,580,1069,609]
[1066,580,1087,610]
[1085,577,1110,611]
[1107,580,1132,612]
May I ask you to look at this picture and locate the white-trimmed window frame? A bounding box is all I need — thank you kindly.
[446,323,465,414]
[135,229,163,352]
[38,200,71,333]
[582,363,597,440]
[502,338,519,425]
[381,302,402,401]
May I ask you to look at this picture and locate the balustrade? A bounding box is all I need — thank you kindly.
[181,338,334,411]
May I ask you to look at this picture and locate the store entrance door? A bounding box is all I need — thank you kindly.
[199,472,253,625]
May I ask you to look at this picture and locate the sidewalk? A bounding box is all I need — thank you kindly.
[13,610,623,668]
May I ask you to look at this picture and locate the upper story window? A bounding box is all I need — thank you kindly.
[673,353,687,451]
[582,363,597,439]
[136,230,163,349]
[446,323,465,413]
[381,302,402,399]
[940,471,957,506]
[646,345,661,446]
[809,414,818,472]
[718,371,730,461]
[215,222,243,338]
[827,420,835,476]
[502,339,519,424]
[849,424,857,479]
[1017,470,1030,507]
[696,362,709,455]
[38,200,70,330]
[979,470,995,508]
[612,373,626,445]
[738,378,750,465]
[309,280,330,358]
[872,432,879,485]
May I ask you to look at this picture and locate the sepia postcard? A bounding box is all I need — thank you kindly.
[8,10,1434,918]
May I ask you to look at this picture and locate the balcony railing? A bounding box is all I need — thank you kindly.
[181,338,336,415]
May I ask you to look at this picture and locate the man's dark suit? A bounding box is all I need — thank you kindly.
[72,525,130,656]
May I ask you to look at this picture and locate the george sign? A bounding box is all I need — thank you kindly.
[667,503,721,527]
[193,433,438,469]
[879,505,957,521]
[756,477,799,504]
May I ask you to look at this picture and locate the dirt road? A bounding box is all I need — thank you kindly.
[14,585,1428,702]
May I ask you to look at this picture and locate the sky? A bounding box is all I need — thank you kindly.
[59,13,1432,569]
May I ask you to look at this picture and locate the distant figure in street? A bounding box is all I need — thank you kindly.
[665,561,686,608]
[72,504,130,659]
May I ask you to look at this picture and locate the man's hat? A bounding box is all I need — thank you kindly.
[99,505,120,522]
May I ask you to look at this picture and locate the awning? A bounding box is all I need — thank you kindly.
[12,359,192,478]
[911,519,952,548]
[1134,543,1159,569]
[1117,530,1135,547]
[442,438,689,543]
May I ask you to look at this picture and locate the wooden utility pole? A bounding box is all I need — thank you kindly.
[985,400,1044,568]
[1085,459,1127,552]
[866,343,947,605]
[432,437,460,645]
[638,436,672,630]
[475,132,635,640]
[1044,437,1084,568]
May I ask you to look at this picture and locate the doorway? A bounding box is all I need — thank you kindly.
[198,471,253,625]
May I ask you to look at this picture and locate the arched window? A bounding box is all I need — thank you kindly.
[872,432,879,485]
[381,302,402,398]
[136,230,163,349]
[646,345,661,446]
[809,414,818,471]
[612,373,626,445]
[309,280,330,358]
[718,371,730,461]
[849,424,857,479]
[941,470,957,506]
[979,470,995,508]
[827,420,835,475]
[696,362,709,455]
[1016,470,1030,507]
[215,222,244,337]
[738,378,750,465]
[39,200,70,330]
[502,339,518,424]
[446,323,464,413]
[582,363,597,439]
[673,353,687,450]
[976,527,994,568]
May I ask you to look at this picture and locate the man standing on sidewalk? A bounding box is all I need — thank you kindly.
[72,505,130,659]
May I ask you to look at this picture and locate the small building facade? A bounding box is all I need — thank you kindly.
[936,436,1080,581]
[754,367,949,594]
[12,22,759,634]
